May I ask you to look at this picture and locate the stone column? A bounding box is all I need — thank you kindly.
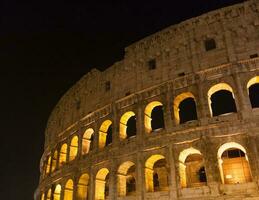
[117,174,127,197]
[136,153,145,200]
[112,103,119,147]
[88,168,95,200]
[167,145,178,199]
[196,81,210,125]
[163,84,173,132]
[136,96,144,146]
[108,165,116,200]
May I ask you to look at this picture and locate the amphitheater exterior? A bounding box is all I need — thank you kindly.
[36,1,259,199]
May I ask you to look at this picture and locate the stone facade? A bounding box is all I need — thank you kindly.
[36,0,259,199]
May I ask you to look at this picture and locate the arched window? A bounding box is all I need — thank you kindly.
[77,173,89,200]
[173,92,198,124]
[69,136,78,161]
[179,148,207,188]
[145,154,169,192]
[82,128,94,155]
[45,156,51,175]
[53,184,61,200]
[117,161,136,197]
[247,76,259,108]
[208,83,237,116]
[99,120,112,149]
[59,143,67,167]
[217,142,252,184]
[95,168,110,200]
[51,150,58,172]
[64,179,74,200]
[144,101,164,133]
[41,193,45,200]
[120,111,137,139]
[46,188,51,200]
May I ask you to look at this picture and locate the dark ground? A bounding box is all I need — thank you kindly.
[0,0,244,199]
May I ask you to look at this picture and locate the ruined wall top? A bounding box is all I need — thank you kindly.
[44,0,259,147]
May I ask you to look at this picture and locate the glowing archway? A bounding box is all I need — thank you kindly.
[45,156,51,175]
[53,184,61,200]
[69,136,78,161]
[144,101,164,133]
[208,83,236,116]
[145,154,168,192]
[217,142,252,184]
[173,92,197,124]
[95,168,110,200]
[82,128,94,155]
[99,120,112,149]
[51,150,58,172]
[59,143,67,167]
[117,161,136,196]
[120,111,136,139]
[64,179,74,200]
[46,188,51,200]
[77,173,89,200]
[247,76,259,108]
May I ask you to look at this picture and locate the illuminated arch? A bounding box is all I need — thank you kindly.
[46,188,51,200]
[82,128,94,155]
[51,150,58,172]
[117,161,136,196]
[45,156,51,175]
[69,136,78,161]
[53,184,61,200]
[41,193,45,200]
[217,142,252,184]
[208,83,236,116]
[145,154,168,192]
[120,111,136,139]
[144,101,164,133]
[64,179,74,200]
[247,76,259,108]
[173,92,197,124]
[99,120,112,149]
[59,143,67,167]
[77,173,89,200]
[95,168,110,200]
[179,148,206,188]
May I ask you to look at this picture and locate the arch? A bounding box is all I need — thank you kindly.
[51,150,58,172]
[45,156,51,175]
[144,101,164,133]
[53,184,61,200]
[41,193,45,200]
[95,168,110,200]
[247,76,259,108]
[179,148,206,188]
[173,92,197,124]
[217,142,252,184]
[77,173,89,200]
[59,143,67,167]
[82,128,94,155]
[117,161,136,197]
[99,120,112,149]
[208,83,237,116]
[145,154,168,192]
[64,179,74,200]
[120,111,136,139]
[69,136,78,161]
[46,188,51,200]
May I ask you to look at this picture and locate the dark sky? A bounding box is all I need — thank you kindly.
[1,0,244,199]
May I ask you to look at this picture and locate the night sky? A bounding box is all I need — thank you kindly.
[1,0,244,199]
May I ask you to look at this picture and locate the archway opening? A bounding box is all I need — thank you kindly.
[64,179,74,200]
[99,120,112,149]
[46,188,51,200]
[51,150,58,172]
[69,136,78,161]
[45,156,51,175]
[53,184,61,200]
[59,143,67,167]
[41,193,45,200]
[77,173,89,200]
[218,142,252,184]
[179,148,206,188]
[117,161,136,197]
[174,92,198,124]
[82,128,94,155]
[247,76,259,108]
[208,83,237,116]
[120,111,136,139]
[95,168,110,200]
[145,155,168,192]
[145,101,164,133]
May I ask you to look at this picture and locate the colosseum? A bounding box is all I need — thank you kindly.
[36,0,259,199]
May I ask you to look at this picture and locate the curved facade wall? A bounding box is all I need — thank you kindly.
[36,1,259,199]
